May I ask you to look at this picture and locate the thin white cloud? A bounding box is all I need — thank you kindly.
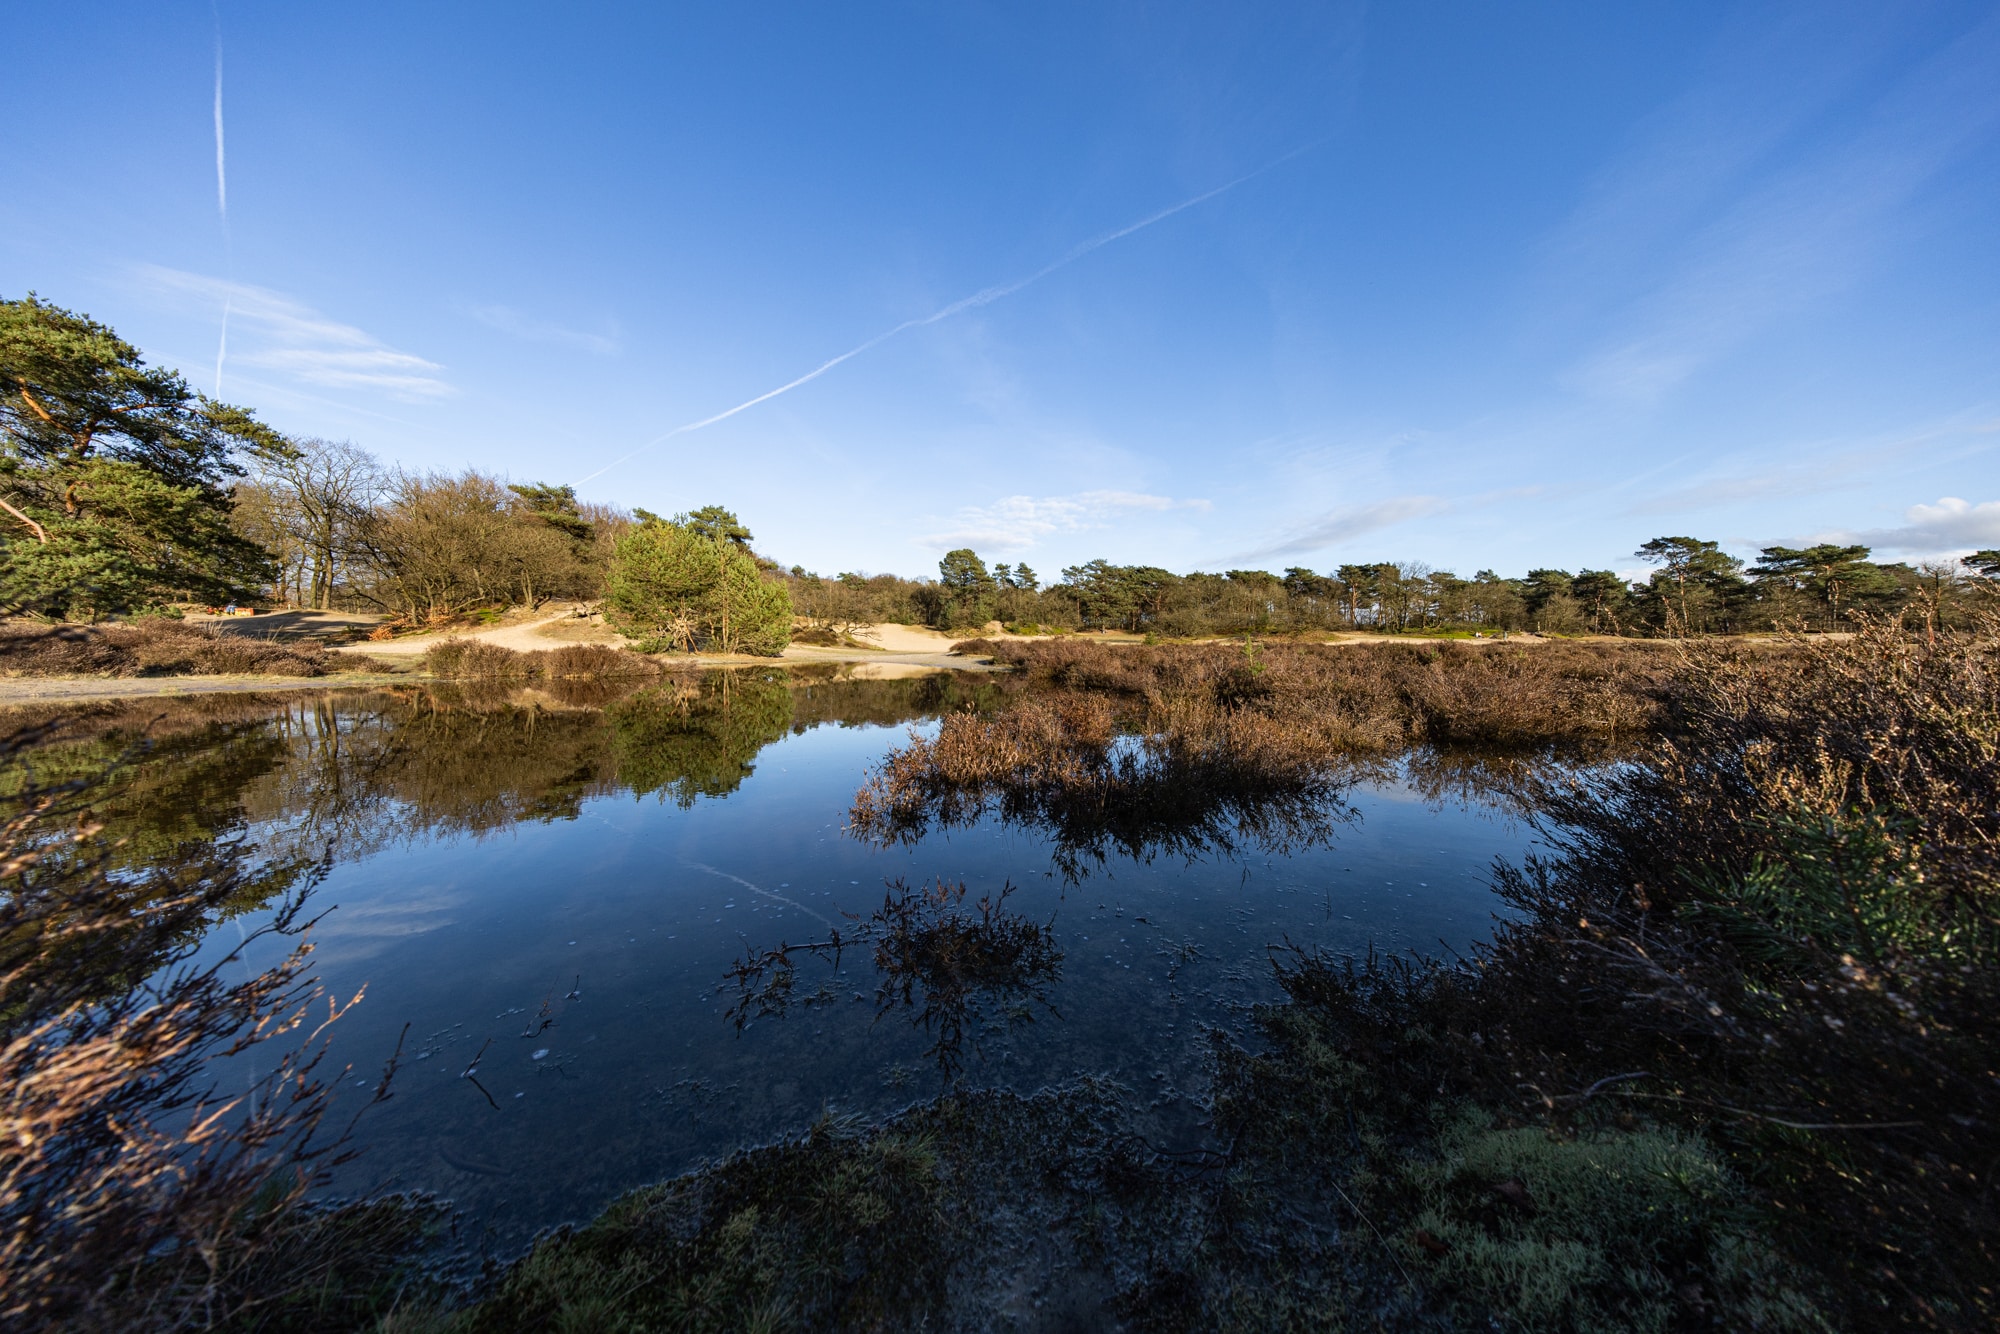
[1222,495,1448,564]
[1626,459,1860,516]
[1620,415,2000,517]
[917,490,1205,552]
[1558,11,2000,404]
[572,147,1315,485]
[1821,497,2000,556]
[469,304,619,355]
[136,266,452,399]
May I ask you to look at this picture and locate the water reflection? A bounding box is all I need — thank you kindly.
[0,673,1577,1245]
[1,668,1016,883]
[725,878,1063,1083]
[848,695,1379,879]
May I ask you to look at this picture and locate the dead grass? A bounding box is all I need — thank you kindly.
[0,619,345,678]
[956,635,1671,749]
[851,691,1370,875]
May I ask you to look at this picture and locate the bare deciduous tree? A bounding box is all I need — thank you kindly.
[235,438,384,609]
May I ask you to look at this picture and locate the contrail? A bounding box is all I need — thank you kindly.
[212,18,230,398]
[681,861,833,929]
[572,148,1310,486]
[212,37,227,225]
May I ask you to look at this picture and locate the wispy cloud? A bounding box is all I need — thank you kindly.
[1625,460,1860,516]
[1219,495,1448,564]
[137,266,451,399]
[572,147,1314,485]
[1818,497,2000,556]
[1619,415,2000,517]
[1556,10,2000,404]
[469,304,619,355]
[917,490,1205,552]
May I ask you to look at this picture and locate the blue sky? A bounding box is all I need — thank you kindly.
[5,2,1998,580]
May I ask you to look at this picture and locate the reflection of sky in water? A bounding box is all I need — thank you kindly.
[221,711,1546,1249]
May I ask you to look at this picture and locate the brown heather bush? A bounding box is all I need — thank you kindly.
[852,690,1370,875]
[1216,617,2000,1330]
[855,637,1664,872]
[955,635,1670,749]
[0,620,342,678]
[422,638,663,681]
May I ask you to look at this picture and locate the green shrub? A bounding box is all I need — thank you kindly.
[1402,1112,1821,1332]
[606,521,791,656]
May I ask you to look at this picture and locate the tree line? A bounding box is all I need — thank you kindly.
[789,537,2000,639]
[6,294,1994,642]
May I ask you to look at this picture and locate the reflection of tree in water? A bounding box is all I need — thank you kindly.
[607,671,794,807]
[1398,744,1621,822]
[851,694,1374,879]
[0,671,979,918]
[725,878,1062,1083]
[1,712,273,854]
[242,690,621,857]
[784,667,1019,733]
[0,713,329,997]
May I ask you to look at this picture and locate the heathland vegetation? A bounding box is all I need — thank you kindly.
[3,623,1994,1328]
[3,290,1997,1331]
[460,620,1998,1331]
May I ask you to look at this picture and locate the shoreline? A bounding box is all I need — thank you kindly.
[0,649,1003,706]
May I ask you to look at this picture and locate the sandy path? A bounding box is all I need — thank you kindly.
[0,618,1010,706]
[847,623,979,653]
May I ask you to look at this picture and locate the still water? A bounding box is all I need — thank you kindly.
[29,670,1547,1249]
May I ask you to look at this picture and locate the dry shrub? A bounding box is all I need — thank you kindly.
[850,636,1663,871]
[0,620,336,678]
[1548,617,2000,906]
[966,636,1670,749]
[0,729,438,1329]
[1250,617,2000,1329]
[852,691,1368,875]
[423,639,661,681]
[422,638,527,679]
[536,643,661,679]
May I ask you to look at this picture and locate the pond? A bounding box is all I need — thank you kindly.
[14,669,1552,1252]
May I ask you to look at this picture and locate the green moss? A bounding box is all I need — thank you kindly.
[458,1113,947,1333]
[1400,1112,1823,1332]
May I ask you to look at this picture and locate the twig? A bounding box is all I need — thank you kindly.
[1608,1089,1923,1131]
[1330,1178,1416,1294]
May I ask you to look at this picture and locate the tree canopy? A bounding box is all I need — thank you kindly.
[606,510,791,656]
[0,295,285,615]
